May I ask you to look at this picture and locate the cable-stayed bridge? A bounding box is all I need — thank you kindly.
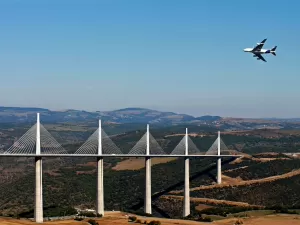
[0,113,242,223]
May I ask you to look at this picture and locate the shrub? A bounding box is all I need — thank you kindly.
[128,215,137,222]
[267,206,299,214]
[183,214,193,220]
[13,214,20,219]
[78,211,97,217]
[74,217,84,221]
[234,219,244,225]
[87,219,98,225]
[197,216,213,222]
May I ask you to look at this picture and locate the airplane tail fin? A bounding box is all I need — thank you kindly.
[271,46,277,56]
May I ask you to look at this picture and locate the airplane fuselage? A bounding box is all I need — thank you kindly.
[243,48,272,54]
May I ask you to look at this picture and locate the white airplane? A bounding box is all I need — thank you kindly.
[243,38,277,62]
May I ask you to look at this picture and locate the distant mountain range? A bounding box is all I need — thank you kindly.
[0,106,221,124]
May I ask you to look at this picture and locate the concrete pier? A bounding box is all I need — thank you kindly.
[35,113,43,223]
[183,129,190,217]
[217,131,222,184]
[144,124,152,214]
[145,156,151,214]
[97,157,104,216]
[97,120,104,216]
[40,159,43,217]
[35,157,43,223]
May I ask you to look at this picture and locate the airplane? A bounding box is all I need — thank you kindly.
[243,38,277,62]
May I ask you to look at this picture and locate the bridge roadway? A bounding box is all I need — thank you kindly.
[0,154,242,157]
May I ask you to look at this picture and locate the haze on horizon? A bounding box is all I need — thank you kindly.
[0,0,299,118]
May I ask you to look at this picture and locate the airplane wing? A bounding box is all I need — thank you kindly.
[252,38,267,52]
[254,53,267,62]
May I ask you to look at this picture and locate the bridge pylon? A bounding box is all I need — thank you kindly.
[183,128,190,217]
[217,131,221,184]
[145,124,151,215]
[96,120,104,216]
[35,113,43,223]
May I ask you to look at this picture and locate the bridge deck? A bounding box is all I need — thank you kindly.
[0,154,242,157]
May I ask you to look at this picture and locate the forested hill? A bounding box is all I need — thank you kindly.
[0,106,221,124]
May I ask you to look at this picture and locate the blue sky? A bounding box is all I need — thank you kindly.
[0,0,299,118]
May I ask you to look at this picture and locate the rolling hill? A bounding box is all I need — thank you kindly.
[0,106,221,125]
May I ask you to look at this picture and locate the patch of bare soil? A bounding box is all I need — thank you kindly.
[76,169,96,175]
[77,162,97,167]
[161,195,262,208]
[112,157,178,171]
[164,133,211,138]
[214,214,300,225]
[44,170,61,176]
[224,166,249,172]
[195,204,214,211]
[221,174,244,185]
[230,155,289,165]
[170,169,300,194]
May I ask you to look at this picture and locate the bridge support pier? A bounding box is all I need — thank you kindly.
[183,128,190,217]
[217,157,221,184]
[35,157,43,223]
[144,124,152,215]
[145,156,151,214]
[183,157,190,217]
[35,112,43,223]
[217,131,222,184]
[96,120,104,216]
[96,156,104,216]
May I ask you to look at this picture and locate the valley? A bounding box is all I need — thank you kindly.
[1,107,300,223]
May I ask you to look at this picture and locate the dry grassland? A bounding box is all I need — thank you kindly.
[112,157,178,171]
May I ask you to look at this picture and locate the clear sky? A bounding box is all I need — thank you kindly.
[0,0,299,118]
